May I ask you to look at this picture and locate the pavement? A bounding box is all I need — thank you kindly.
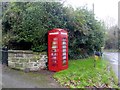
[103,52,120,84]
[1,66,63,88]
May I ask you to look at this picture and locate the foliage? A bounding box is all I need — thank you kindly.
[104,25,118,49]
[53,57,118,88]
[2,2,105,59]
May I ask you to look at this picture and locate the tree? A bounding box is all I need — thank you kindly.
[2,2,105,59]
[105,25,118,49]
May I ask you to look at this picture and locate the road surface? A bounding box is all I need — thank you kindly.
[1,66,62,88]
[103,52,120,83]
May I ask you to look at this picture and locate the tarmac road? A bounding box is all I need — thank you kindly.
[1,66,62,88]
[103,52,120,83]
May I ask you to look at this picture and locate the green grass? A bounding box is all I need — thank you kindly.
[53,57,119,88]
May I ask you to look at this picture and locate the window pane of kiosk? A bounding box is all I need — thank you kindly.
[53,41,57,44]
[62,38,66,41]
[63,59,66,65]
[52,43,57,48]
[63,49,66,52]
[52,56,56,59]
[62,41,66,45]
[51,53,57,56]
[63,56,66,59]
[62,45,66,48]
[52,59,57,66]
[63,52,66,56]
[52,45,57,49]
[51,49,57,52]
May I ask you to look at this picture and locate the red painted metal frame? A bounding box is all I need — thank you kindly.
[48,28,68,72]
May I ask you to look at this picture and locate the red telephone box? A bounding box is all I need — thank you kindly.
[48,28,68,72]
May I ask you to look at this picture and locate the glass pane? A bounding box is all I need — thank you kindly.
[63,52,66,55]
[52,45,57,49]
[63,49,66,52]
[63,59,66,65]
[62,45,66,48]
[51,49,57,52]
[51,53,57,56]
[52,60,57,66]
[53,41,57,44]
[62,38,66,41]
[52,56,56,59]
[63,56,66,59]
[62,41,66,45]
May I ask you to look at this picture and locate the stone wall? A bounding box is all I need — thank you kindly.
[8,50,48,71]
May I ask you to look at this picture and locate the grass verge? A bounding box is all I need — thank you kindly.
[53,57,118,88]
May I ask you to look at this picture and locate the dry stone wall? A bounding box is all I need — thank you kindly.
[8,50,48,71]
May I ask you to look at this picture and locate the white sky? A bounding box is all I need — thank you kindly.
[64,0,119,27]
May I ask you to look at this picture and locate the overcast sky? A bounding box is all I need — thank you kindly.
[64,0,119,27]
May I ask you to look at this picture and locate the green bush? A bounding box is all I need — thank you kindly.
[2,2,105,59]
